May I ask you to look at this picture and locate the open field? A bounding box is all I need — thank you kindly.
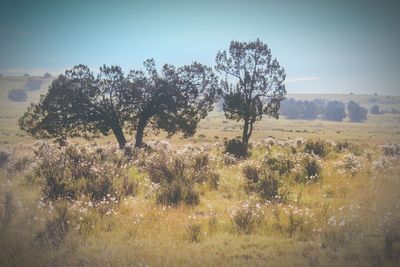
[1,76,400,266]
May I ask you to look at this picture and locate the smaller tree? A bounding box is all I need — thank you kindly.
[302,100,318,120]
[347,101,367,122]
[324,101,346,121]
[43,72,52,78]
[370,104,382,115]
[216,39,286,149]
[24,78,43,91]
[8,89,27,102]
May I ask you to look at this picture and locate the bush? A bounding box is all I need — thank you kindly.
[187,223,202,242]
[0,148,13,168]
[31,142,136,202]
[336,154,363,174]
[230,201,264,234]
[8,89,27,102]
[224,139,248,158]
[264,153,294,175]
[293,153,322,184]
[304,139,328,157]
[242,162,283,202]
[381,144,400,157]
[145,152,200,206]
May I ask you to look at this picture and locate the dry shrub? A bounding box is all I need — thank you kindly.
[242,162,284,202]
[31,142,136,202]
[304,139,329,158]
[145,151,200,206]
[230,200,264,234]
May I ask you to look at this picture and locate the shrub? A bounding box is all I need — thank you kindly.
[224,139,248,158]
[230,201,264,234]
[264,153,294,175]
[145,152,199,206]
[8,89,27,102]
[31,142,136,202]
[242,162,282,202]
[336,154,363,174]
[381,144,400,157]
[187,223,202,242]
[293,153,322,184]
[304,139,328,157]
[0,147,13,168]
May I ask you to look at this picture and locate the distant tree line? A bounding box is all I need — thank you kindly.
[280,98,371,122]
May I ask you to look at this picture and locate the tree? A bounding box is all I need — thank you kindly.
[302,100,318,120]
[19,65,129,147]
[8,89,27,102]
[324,101,346,121]
[19,61,217,149]
[44,72,52,78]
[347,100,367,122]
[25,78,43,91]
[215,39,286,149]
[125,59,218,147]
[370,104,382,115]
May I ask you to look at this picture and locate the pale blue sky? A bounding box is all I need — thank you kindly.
[0,0,399,95]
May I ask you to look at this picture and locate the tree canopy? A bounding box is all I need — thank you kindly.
[347,100,367,122]
[324,101,346,122]
[215,39,286,148]
[19,60,218,148]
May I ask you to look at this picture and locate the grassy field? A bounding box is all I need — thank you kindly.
[1,76,400,266]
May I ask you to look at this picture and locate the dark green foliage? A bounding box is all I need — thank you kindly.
[280,98,318,120]
[242,164,281,201]
[304,139,328,157]
[265,154,294,175]
[8,89,27,102]
[146,153,200,206]
[128,59,218,147]
[32,142,136,202]
[347,100,367,122]
[216,39,286,148]
[293,154,322,184]
[224,139,249,158]
[324,101,346,121]
[19,61,217,149]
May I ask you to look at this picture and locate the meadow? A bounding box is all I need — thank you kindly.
[1,76,400,266]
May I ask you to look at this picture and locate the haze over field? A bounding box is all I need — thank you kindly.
[1,0,400,95]
[1,1,400,267]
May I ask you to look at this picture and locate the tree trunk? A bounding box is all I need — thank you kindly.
[112,124,127,149]
[134,116,148,148]
[242,119,249,146]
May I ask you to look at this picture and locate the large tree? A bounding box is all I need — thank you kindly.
[19,60,217,148]
[215,39,286,148]
[19,65,129,148]
[124,59,218,147]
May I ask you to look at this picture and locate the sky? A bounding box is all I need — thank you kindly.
[0,0,399,95]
